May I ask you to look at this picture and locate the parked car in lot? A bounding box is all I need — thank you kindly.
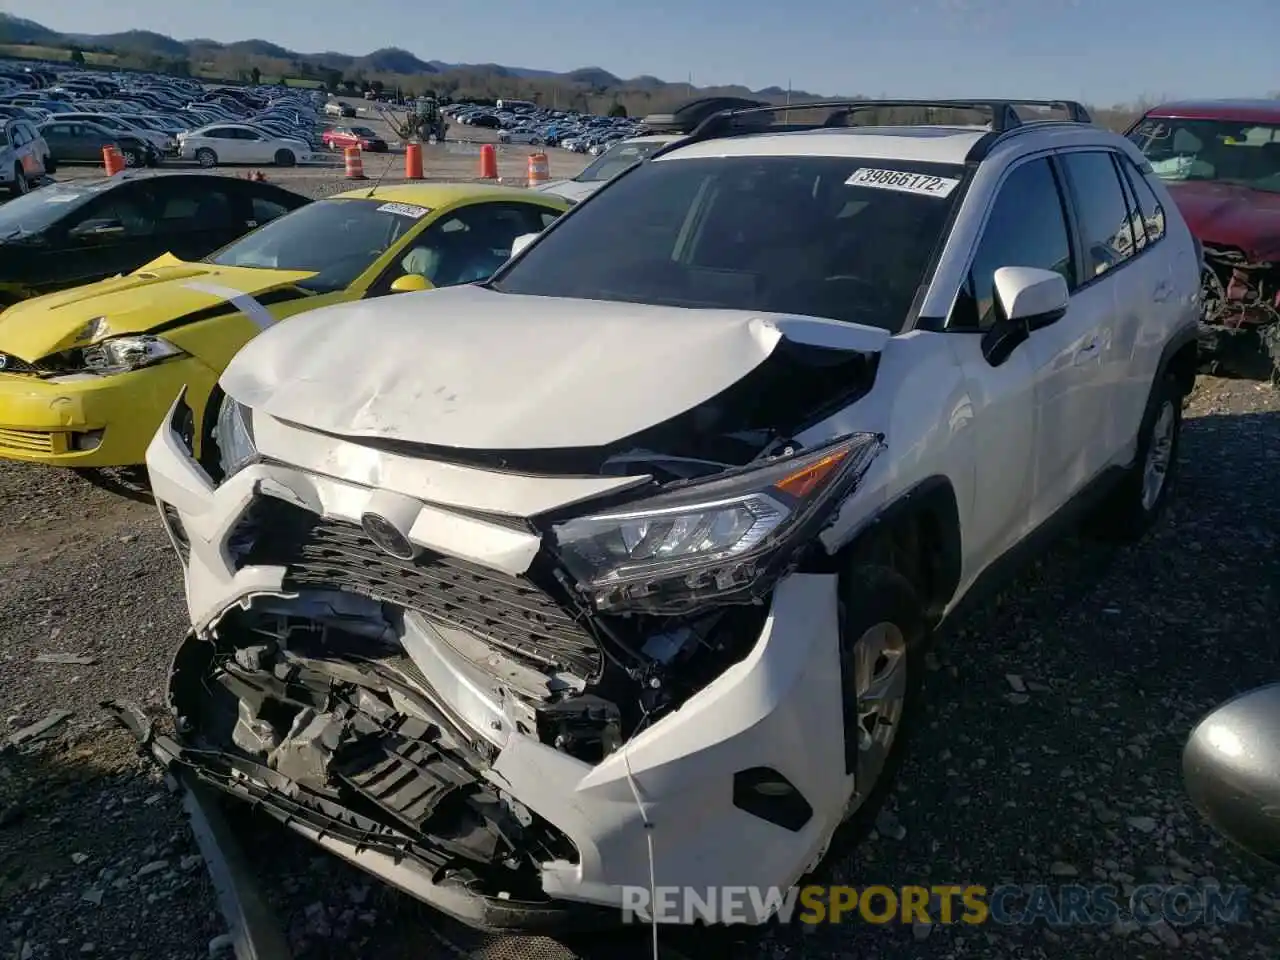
[0,172,309,309]
[324,100,357,119]
[321,125,388,152]
[178,123,312,167]
[0,117,51,196]
[535,134,682,203]
[1127,98,1280,379]
[0,183,568,469]
[142,99,1203,933]
[38,118,159,168]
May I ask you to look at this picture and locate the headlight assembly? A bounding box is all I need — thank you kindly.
[49,334,186,376]
[213,394,259,481]
[552,432,883,614]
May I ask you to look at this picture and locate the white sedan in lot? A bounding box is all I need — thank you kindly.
[178,123,313,167]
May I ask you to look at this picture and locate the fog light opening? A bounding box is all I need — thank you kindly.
[71,429,104,452]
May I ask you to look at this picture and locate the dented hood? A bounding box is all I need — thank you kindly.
[0,254,316,362]
[1165,181,1280,261]
[221,284,890,450]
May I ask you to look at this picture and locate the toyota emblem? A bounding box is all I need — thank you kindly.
[360,512,418,560]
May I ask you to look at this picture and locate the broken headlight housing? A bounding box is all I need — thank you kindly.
[214,394,259,480]
[61,334,186,375]
[552,432,883,614]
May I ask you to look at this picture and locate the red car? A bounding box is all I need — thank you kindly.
[1126,99,1280,378]
[321,125,389,152]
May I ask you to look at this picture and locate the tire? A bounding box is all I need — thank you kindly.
[195,148,217,168]
[274,149,296,167]
[121,149,141,168]
[1085,370,1182,543]
[43,155,57,175]
[9,164,27,197]
[835,565,929,839]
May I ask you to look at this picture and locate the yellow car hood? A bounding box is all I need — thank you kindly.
[0,254,318,362]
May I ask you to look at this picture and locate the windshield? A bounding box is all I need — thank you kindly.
[0,183,95,238]
[1129,116,1280,192]
[574,140,671,182]
[490,155,962,332]
[352,126,377,137]
[207,198,422,293]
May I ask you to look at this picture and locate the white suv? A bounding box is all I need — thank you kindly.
[143,99,1202,932]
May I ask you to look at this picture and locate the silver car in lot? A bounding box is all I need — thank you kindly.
[0,117,51,196]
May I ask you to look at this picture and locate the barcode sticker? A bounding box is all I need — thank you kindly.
[845,168,961,198]
[376,202,430,218]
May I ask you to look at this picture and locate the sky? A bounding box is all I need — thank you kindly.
[9,0,1279,106]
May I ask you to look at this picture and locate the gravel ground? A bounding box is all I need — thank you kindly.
[2,375,1277,960]
[2,183,1279,960]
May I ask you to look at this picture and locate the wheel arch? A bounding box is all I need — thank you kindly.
[831,475,963,623]
[1159,323,1200,398]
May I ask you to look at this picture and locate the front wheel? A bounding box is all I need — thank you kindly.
[121,149,141,168]
[43,155,57,176]
[274,149,296,167]
[195,148,217,168]
[837,565,928,834]
[1085,371,1182,542]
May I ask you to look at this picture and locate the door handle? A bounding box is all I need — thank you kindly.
[1154,281,1174,303]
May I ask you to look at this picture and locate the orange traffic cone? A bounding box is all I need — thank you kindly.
[405,142,423,180]
[102,146,125,176]
[527,152,549,185]
[344,146,366,180]
[478,143,497,179]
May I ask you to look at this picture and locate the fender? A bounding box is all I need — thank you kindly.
[1159,320,1201,398]
[839,475,963,618]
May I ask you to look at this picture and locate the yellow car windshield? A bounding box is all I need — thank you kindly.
[207,198,422,292]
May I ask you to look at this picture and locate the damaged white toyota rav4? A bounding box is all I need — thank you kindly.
[142,100,1202,931]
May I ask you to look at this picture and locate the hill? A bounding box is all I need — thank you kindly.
[0,13,825,114]
[0,13,1148,127]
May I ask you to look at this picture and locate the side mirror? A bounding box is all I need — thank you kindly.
[509,232,539,259]
[1184,683,1280,867]
[69,219,126,240]
[981,266,1070,367]
[390,273,432,294]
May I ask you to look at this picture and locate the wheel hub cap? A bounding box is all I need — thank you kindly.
[845,621,908,816]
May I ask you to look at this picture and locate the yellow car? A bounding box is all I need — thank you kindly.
[0,182,569,469]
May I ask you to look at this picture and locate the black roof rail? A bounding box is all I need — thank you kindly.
[639,96,772,135]
[679,98,1093,146]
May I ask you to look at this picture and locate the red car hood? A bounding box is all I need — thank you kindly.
[1165,180,1280,261]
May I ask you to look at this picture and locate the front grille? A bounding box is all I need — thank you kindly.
[238,496,602,678]
[0,353,38,374]
[0,427,56,453]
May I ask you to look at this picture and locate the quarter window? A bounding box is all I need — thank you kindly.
[1118,156,1167,246]
[952,158,1073,331]
[1060,151,1138,279]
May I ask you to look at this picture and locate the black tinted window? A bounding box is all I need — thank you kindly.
[1061,151,1136,279]
[490,156,963,333]
[1119,156,1167,246]
[953,158,1073,330]
[251,196,290,224]
[152,183,236,231]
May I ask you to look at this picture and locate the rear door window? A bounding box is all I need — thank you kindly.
[1060,151,1138,280]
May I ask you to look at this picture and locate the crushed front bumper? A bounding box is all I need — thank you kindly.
[145,404,853,930]
[0,358,217,467]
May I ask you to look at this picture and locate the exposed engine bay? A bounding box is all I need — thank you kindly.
[158,338,886,914]
[1200,244,1280,380]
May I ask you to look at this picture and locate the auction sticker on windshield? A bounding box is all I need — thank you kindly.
[376,202,430,219]
[845,168,961,198]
